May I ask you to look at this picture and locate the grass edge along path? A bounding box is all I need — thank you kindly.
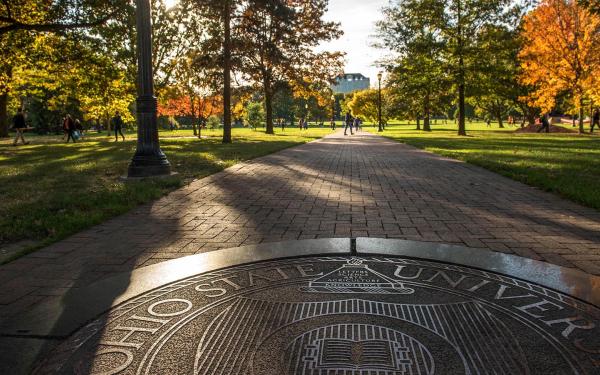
[366,123,600,211]
[0,128,333,264]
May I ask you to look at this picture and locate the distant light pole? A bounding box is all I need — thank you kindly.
[331,94,336,129]
[377,72,383,132]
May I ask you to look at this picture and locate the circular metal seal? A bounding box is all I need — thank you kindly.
[35,256,600,374]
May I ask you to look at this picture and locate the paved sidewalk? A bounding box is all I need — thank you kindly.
[1,131,600,322]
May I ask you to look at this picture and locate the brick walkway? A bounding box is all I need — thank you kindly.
[1,131,600,322]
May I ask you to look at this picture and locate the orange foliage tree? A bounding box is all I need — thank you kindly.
[520,0,600,133]
[158,93,223,136]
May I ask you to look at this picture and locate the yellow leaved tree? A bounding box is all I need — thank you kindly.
[520,0,600,133]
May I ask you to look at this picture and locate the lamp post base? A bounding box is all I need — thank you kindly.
[127,152,171,178]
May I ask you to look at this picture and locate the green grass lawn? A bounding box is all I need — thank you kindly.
[0,127,333,260]
[366,121,600,210]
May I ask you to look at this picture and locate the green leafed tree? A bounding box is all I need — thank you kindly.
[245,101,265,129]
[376,0,451,131]
[377,0,519,135]
[468,25,522,128]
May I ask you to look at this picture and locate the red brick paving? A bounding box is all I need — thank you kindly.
[1,131,599,322]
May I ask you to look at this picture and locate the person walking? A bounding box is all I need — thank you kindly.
[344,112,354,136]
[61,116,68,140]
[591,109,600,133]
[537,113,551,133]
[74,119,84,139]
[112,111,125,141]
[330,117,336,130]
[303,118,309,130]
[64,114,76,143]
[353,117,361,132]
[12,108,29,146]
[298,117,304,130]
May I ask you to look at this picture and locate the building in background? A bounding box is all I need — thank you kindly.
[331,73,370,94]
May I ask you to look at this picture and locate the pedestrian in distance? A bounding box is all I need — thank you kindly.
[298,117,304,130]
[303,118,309,130]
[508,115,515,127]
[344,112,354,136]
[353,117,361,132]
[61,116,68,140]
[280,118,285,131]
[537,113,551,133]
[74,119,84,140]
[330,117,336,130]
[112,111,126,141]
[64,114,77,143]
[12,108,29,146]
[591,109,600,133]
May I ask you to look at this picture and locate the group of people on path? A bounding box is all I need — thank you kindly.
[343,112,362,136]
[297,117,309,130]
[536,110,600,133]
[62,112,125,142]
[10,110,126,145]
[62,114,84,143]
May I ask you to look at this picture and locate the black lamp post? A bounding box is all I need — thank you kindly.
[127,0,171,178]
[377,72,383,132]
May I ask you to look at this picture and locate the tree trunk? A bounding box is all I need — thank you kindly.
[190,97,197,136]
[263,71,276,134]
[423,94,431,131]
[416,116,421,130]
[222,0,232,144]
[579,99,585,134]
[264,79,274,134]
[497,113,504,128]
[458,83,466,135]
[0,92,8,138]
[106,114,111,135]
[457,0,466,136]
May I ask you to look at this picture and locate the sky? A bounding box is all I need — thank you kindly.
[318,0,389,87]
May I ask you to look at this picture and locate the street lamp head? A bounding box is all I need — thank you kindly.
[377,72,383,81]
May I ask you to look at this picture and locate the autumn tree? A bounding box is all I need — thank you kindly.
[345,89,390,125]
[8,33,135,132]
[0,0,120,35]
[236,0,343,134]
[520,0,600,133]
[168,51,223,136]
[0,30,33,137]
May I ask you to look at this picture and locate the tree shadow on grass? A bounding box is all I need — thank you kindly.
[0,137,305,247]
